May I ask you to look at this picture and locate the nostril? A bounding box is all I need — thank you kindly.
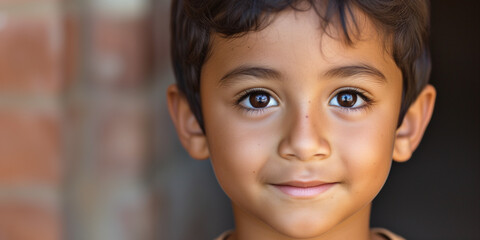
[286,153,297,159]
[278,136,331,161]
[277,115,331,161]
[313,153,327,159]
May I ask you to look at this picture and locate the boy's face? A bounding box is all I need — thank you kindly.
[200,8,403,238]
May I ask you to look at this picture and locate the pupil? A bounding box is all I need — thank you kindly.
[338,92,356,107]
[249,93,269,108]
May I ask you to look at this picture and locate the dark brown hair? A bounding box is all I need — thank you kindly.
[171,0,431,130]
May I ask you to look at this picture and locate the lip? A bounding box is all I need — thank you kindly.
[271,181,336,198]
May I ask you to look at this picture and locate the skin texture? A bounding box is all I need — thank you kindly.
[167,6,436,240]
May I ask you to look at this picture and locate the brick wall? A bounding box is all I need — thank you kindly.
[0,0,169,239]
[0,0,63,239]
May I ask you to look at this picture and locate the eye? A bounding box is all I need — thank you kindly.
[329,90,368,108]
[238,90,279,109]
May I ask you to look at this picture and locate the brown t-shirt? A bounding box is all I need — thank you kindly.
[214,228,405,240]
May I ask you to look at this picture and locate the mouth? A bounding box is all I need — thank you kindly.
[271,181,336,198]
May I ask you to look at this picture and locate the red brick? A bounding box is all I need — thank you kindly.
[0,201,61,240]
[96,100,150,177]
[91,16,152,88]
[0,1,59,3]
[0,12,63,94]
[63,13,80,88]
[0,110,61,185]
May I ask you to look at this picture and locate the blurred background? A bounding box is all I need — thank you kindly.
[0,0,478,240]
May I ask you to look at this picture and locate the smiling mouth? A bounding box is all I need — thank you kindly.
[271,181,336,198]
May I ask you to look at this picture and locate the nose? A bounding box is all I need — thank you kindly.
[278,108,331,161]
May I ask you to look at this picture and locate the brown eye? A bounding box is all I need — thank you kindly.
[329,89,368,109]
[336,91,357,107]
[249,92,270,108]
[238,90,279,110]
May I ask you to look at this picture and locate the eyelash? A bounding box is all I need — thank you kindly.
[330,87,374,113]
[234,87,375,114]
[234,88,277,114]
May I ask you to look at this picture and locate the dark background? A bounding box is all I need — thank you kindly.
[371,1,480,239]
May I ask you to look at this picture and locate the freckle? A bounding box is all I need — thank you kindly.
[253,171,256,174]
[308,100,311,103]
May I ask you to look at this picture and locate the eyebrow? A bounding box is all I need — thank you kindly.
[218,66,281,87]
[218,63,387,87]
[323,64,387,84]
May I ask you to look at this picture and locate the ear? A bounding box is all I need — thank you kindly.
[167,84,209,160]
[393,84,436,162]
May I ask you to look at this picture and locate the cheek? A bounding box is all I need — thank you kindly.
[332,115,396,192]
[204,109,278,198]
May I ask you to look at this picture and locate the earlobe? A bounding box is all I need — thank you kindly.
[393,84,436,162]
[167,84,210,160]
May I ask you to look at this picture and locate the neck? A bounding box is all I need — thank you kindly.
[228,203,373,240]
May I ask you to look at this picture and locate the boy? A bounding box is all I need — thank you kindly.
[167,0,436,239]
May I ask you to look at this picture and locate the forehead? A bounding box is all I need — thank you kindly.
[202,7,400,85]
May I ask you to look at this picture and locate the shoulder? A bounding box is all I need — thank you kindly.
[371,228,406,240]
[215,229,404,240]
[214,230,233,240]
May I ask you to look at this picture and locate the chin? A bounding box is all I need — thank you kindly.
[278,225,326,239]
[270,215,332,239]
